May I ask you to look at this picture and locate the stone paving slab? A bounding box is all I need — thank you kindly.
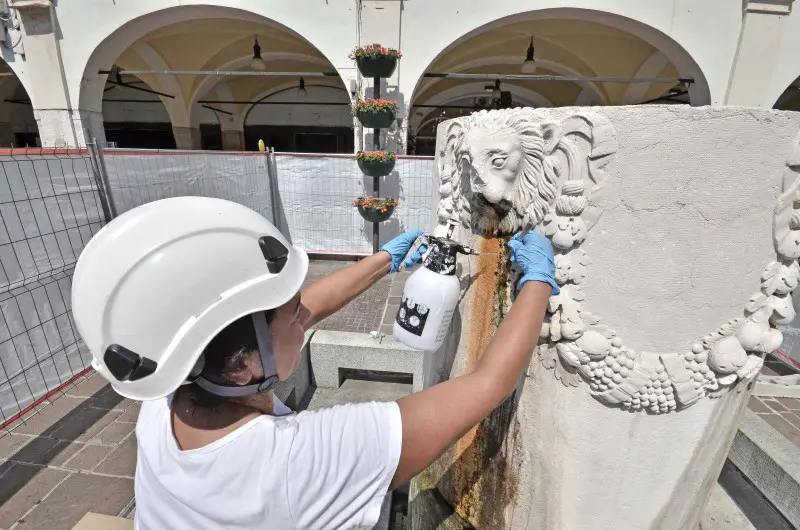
[728,409,800,527]
[14,473,134,530]
[1,372,137,530]
[748,396,800,446]
[71,513,133,530]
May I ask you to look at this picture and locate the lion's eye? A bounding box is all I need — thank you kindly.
[491,157,506,168]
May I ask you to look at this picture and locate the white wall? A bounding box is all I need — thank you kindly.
[1,0,798,146]
[245,86,351,127]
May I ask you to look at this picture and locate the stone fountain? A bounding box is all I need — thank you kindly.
[410,106,800,529]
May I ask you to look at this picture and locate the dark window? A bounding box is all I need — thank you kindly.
[295,133,338,153]
[200,124,222,150]
[104,122,176,149]
[244,125,354,153]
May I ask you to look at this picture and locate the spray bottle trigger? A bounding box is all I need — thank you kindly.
[397,234,430,272]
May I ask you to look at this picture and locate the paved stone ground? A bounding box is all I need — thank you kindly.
[748,356,800,446]
[0,373,137,530]
[302,259,412,335]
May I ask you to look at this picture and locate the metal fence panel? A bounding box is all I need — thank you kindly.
[103,149,276,224]
[271,154,437,254]
[0,151,104,421]
[103,150,437,254]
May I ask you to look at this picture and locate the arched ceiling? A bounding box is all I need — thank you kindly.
[412,18,682,109]
[109,17,345,125]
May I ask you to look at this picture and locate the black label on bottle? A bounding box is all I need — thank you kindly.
[396,295,430,336]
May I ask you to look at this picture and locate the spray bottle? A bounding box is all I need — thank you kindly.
[393,234,477,351]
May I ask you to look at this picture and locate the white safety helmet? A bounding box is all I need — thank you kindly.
[71,197,308,401]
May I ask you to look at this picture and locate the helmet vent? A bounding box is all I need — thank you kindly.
[104,344,157,382]
[259,236,288,274]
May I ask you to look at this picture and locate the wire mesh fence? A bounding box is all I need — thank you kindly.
[271,153,437,254]
[0,149,105,422]
[103,149,437,254]
[102,149,276,224]
[0,146,438,422]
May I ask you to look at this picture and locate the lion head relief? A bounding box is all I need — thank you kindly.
[437,108,618,236]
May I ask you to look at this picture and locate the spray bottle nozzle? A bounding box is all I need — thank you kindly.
[397,230,479,273]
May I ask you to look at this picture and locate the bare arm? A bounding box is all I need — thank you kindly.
[391,280,550,487]
[301,252,392,329]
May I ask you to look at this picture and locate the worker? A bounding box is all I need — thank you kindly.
[71,196,556,530]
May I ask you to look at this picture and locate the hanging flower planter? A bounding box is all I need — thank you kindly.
[353,98,397,129]
[354,197,398,223]
[349,44,402,78]
[357,150,397,177]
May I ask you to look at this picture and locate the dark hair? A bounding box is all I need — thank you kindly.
[182,310,274,409]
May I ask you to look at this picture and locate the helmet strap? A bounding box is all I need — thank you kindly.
[193,312,279,397]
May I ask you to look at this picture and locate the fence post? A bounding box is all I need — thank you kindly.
[93,138,118,219]
[265,147,281,233]
[85,133,113,223]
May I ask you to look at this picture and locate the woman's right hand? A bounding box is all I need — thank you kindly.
[392,231,553,489]
[507,231,559,295]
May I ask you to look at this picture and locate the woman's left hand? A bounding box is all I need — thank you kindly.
[381,230,428,273]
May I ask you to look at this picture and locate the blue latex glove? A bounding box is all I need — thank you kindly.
[507,231,559,295]
[381,230,428,273]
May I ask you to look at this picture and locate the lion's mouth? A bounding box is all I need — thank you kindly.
[472,193,512,215]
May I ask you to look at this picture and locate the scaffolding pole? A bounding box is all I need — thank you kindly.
[100,69,341,78]
[423,73,693,84]
[101,69,692,85]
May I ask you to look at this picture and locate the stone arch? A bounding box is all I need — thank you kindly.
[76,4,352,113]
[404,7,712,109]
[126,42,190,128]
[414,57,608,108]
[409,83,553,135]
[73,3,353,148]
[241,83,353,153]
[620,51,671,105]
[188,53,333,129]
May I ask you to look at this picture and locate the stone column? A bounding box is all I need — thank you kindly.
[411,106,800,529]
[15,2,102,147]
[33,108,105,148]
[221,129,245,151]
[172,126,202,150]
[726,0,794,106]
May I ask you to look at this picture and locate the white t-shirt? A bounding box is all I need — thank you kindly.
[133,395,403,530]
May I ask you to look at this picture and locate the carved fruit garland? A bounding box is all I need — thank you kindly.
[538,132,800,414]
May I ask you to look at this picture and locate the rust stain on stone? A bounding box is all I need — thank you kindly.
[444,236,519,528]
[453,237,502,456]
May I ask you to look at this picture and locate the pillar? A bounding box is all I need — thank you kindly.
[14,2,102,147]
[34,109,106,148]
[221,129,245,151]
[411,106,800,529]
[725,0,794,106]
[172,126,202,150]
